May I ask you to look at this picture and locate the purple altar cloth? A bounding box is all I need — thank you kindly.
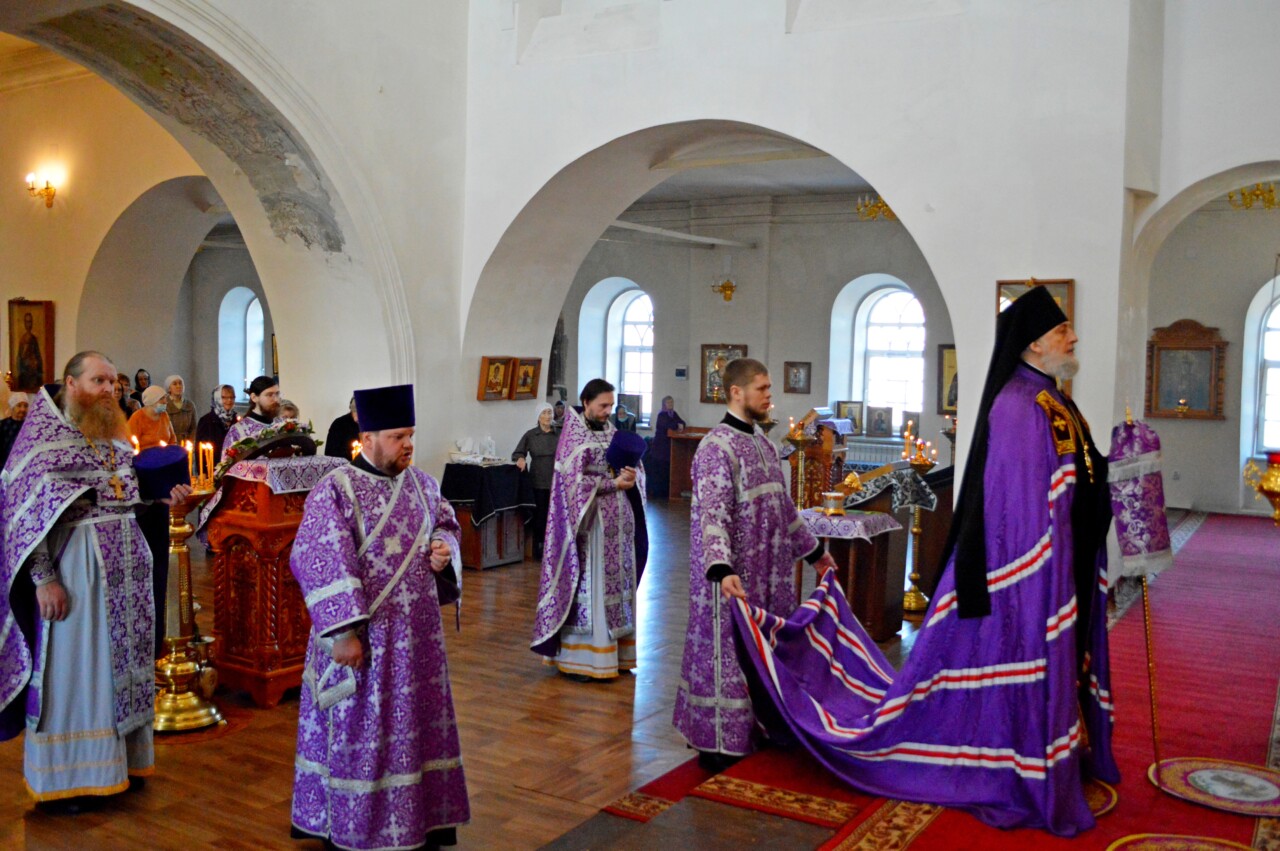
[196,455,347,532]
[1106,420,1173,577]
[800,508,900,541]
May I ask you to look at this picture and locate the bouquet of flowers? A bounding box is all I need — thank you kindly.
[214,419,323,485]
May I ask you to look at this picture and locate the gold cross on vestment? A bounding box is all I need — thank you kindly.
[108,474,125,500]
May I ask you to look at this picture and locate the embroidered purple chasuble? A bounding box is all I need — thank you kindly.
[290,463,469,851]
[0,390,155,800]
[531,409,641,663]
[0,390,154,743]
[729,367,1119,836]
[673,420,818,757]
[221,414,271,453]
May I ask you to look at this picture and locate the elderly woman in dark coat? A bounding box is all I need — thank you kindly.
[513,403,560,559]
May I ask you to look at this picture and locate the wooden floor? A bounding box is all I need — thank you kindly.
[0,500,917,850]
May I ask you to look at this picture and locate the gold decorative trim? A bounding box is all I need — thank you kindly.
[1035,390,1076,456]
[827,799,943,850]
[691,774,861,828]
[604,791,674,822]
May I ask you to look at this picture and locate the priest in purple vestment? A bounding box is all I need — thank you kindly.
[0,351,188,806]
[221,374,281,453]
[531,378,644,680]
[289,384,469,851]
[729,286,1119,836]
[672,358,836,769]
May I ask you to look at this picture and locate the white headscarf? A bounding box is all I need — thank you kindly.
[164,374,185,403]
[141,385,167,408]
[7,392,28,408]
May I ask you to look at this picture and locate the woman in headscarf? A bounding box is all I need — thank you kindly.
[512,403,559,560]
[647,394,685,499]
[164,374,197,445]
[0,391,29,469]
[196,384,239,463]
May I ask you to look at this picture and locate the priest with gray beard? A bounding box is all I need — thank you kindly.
[0,351,189,809]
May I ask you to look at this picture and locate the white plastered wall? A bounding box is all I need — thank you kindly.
[460,0,1133,476]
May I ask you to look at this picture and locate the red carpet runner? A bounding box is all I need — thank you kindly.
[604,514,1280,848]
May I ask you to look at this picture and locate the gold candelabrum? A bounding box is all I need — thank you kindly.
[856,194,897,221]
[1227,182,1278,211]
[1243,452,1280,526]
[901,420,938,614]
[154,487,224,732]
[785,418,818,509]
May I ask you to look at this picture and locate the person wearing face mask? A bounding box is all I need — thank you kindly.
[511,403,559,560]
[128,385,177,450]
[531,379,644,681]
[163,375,197,445]
[196,385,240,464]
[288,384,469,851]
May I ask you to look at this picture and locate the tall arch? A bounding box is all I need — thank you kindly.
[461,119,951,448]
[4,1,411,427]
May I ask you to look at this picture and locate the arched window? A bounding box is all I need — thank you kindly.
[857,288,925,430]
[1258,300,1280,451]
[218,286,259,399]
[245,298,265,381]
[613,291,654,422]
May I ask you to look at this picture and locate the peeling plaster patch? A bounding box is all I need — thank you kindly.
[30,4,345,253]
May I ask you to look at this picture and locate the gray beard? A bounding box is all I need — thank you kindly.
[1051,355,1080,382]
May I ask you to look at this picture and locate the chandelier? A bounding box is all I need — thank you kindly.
[856,194,897,221]
[1227,182,1277,210]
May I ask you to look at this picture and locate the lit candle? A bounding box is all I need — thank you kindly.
[131,435,140,455]
[159,440,167,448]
[185,441,194,479]
[350,439,361,460]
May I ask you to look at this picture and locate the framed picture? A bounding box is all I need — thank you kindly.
[901,410,921,437]
[8,299,55,392]
[996,278,1074,326]
[1145,320,1227,420]
[834,400,863,433]
[700,343,748,403]
[783,361,812,394]
[476,355,516,402]
[511,357,541,401]
[936,344,958,415]
[866,405,893,438]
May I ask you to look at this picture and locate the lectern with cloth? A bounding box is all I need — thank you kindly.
[198,451,347,707]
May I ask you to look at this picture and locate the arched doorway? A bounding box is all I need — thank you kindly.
[4,3,408,426]
[461,120,953,450]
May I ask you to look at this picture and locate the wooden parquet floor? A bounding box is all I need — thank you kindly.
[0,500,915,850]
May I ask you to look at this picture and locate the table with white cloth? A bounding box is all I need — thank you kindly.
[796,508,904,641]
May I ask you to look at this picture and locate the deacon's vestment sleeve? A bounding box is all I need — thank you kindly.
[693,441,737,581]
[428,485,464,581]
[290,476,369,637]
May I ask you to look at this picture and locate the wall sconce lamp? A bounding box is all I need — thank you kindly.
[710,278,737,301]
[26,172,56,208]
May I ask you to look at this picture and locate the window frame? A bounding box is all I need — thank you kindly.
[853,286,926,433]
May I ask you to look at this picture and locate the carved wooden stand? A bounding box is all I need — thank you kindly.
[206,477,311,708]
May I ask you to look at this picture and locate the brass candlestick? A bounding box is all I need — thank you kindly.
[154,488,224,732]
[903,439,937,614]
[785,424,817,509]
[1243,452,1280,525]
